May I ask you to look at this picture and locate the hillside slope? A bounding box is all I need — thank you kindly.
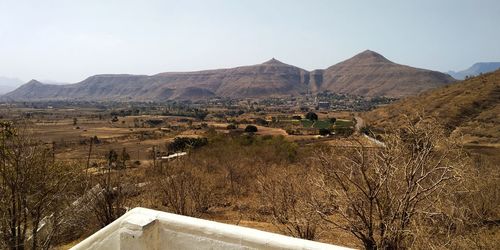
[316,50,456,97]
[365,70,500,145]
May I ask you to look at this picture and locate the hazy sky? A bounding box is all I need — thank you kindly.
[1,0,499,83]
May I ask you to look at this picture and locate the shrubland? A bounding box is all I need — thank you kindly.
[0,116,498,249]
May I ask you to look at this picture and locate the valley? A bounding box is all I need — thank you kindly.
[1,71,498,249]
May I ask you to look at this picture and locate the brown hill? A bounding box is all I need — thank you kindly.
[3,59,309,101]
[364,70,500,145]
[213,58,309,97]
[151,58,309,98]
[2,51,455,101]
[316,50,455,97]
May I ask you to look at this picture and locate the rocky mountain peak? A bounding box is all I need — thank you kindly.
[262,58,287,65]
[348,50,392,64]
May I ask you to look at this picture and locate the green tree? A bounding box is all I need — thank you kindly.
[305,112,318,121]
[244,125,258,133]
[168,137,208,153]
[333,126,354,137]
[319,128,331,136]
[255,118,268,126]
[227,124,237,130]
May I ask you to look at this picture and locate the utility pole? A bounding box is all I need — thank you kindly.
[52,141,56,164]
[86,137,94,175]
[152,146,157,170]
[159,157,163,174]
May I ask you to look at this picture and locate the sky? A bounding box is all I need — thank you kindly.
[0,0,499,83]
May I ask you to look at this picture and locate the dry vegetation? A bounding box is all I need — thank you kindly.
[0,102,498,249]
[365,70,500,145]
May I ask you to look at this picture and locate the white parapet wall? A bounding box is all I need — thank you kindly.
[72,207,352,250]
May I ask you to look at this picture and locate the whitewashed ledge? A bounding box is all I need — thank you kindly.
[71,207,352,250]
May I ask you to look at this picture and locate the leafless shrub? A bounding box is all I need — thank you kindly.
[87,167,126,228]
[415,152,500,249]
[0,122,81,249]
[257,166,324,240]
[157,159,216,217]
[160,170,196,216]
[315,116,468,249]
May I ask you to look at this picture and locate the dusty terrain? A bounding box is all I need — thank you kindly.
[364,70,500,146]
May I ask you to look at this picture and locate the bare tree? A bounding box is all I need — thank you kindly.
[315,117,467,249]
[158,159,215,217]
[257,166,323,240]
[87,150,126,228]
[160,170,194,216]
[118,147,130,169]
[0,122,79,250]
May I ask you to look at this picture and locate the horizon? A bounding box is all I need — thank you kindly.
[1,0,500,83]
[4,49,419,84]
[5,49,500,86]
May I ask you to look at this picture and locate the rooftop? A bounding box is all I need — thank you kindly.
[71,207,351,250]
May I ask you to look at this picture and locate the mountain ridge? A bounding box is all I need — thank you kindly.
[448,62,500,80]
[2,51,455,101]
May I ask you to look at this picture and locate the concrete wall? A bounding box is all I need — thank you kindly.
[72,207,351,250]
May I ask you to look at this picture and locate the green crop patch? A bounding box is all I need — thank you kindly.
[334,119,354,128]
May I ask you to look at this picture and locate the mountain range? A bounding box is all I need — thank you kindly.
[1,50,455,101]
[448,62,500,80]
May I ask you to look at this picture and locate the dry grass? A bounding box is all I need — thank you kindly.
[2,104,498,249]
[364,70,500,145]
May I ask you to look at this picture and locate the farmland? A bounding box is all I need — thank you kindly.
[0,95,497,250]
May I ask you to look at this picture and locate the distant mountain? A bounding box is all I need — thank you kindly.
[2,51,455,101]
[314,50,456,97]
[0,76,24,95]
[448,62,500,80]
[154,58,309,99]
[365,70,500,144]
[2,59,309,101]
